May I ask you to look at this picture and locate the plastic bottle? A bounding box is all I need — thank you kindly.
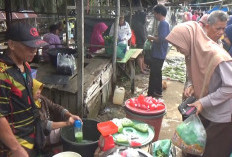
[113,86,125,105]
[74,120,83,142]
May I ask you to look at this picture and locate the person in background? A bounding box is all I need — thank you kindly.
[42,24,63,62]
[183,10,192,22]
[89,22,108,54]
[0,22,47,157]
[132,11,149,74]
[223,24,232,56]
[56,21,65,42]
[198,14,208,30]
[166,21,232,157]
[192,10,199,21]
[227,11,232,26]
[204,10,228,46]
[32,79,82,149]
[147,4,170,98]
[43,24,63,49]
[109,14,132,47]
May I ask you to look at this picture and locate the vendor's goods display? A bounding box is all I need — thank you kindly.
[171,115,206,156]
[126,95,165,111]
[111,118,154,147]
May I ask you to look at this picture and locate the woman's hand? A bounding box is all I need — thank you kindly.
[188,100,203,115]
[66,114,82,126]
[184,85,194,97]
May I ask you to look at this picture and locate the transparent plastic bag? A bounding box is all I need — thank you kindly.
[57,53,76,75]
[152,139,174,157]
[172,114,206,156]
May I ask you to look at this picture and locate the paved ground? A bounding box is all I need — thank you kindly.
[97,49,185,156]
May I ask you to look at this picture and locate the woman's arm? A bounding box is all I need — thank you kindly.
[51,121,69,130]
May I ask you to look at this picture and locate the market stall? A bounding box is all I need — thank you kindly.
[35,57,113,118]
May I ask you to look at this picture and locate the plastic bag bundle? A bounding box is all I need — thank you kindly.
[152,139,173,157]
[57,53,76,75]
[172,115,206,156]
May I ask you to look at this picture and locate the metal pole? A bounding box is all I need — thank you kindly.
[76,0,84,117]
[112,0,120,87]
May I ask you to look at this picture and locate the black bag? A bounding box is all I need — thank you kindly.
[178,96,197,118]
[144,49,153,65]
[33,109,46,151]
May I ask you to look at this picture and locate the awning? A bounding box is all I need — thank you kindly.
[0,11,37,21]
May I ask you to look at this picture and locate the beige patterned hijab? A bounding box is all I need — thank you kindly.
[166,21,232,98]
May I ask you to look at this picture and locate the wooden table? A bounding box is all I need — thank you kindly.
[117,48,143,94]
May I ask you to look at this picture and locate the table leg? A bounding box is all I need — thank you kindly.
[129,60,135,94]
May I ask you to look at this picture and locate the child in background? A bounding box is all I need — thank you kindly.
[33,79,82,146]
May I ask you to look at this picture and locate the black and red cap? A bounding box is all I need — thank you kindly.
[7,22,48,48]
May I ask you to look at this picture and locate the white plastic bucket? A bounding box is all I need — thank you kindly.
[53,151,82,157]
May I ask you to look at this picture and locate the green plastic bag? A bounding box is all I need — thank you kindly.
[152,139,172,157]
[143,39,152,51]
[143,39,153,65]
[104,36,126,59]
[172,114,206,156]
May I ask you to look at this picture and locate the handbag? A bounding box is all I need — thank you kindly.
[143,39,152,65]
[178,96,197,118]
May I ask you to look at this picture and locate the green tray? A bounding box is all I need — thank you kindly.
[112,120,155,147]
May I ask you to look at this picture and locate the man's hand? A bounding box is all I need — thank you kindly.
[10,145,28,157]
[188,100,203,115]
[147,35,154,41]
[184,85,194,97]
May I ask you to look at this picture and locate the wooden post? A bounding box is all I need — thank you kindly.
[5,0,12,28]
[65,0,69,47]
[112,0,120,87]
[76,0,84,117]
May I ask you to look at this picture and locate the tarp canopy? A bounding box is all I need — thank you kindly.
[208,5,229,14]
[0,11,37,21]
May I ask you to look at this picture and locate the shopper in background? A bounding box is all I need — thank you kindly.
[147,4,170,98]
[89,22,108,54]
[109,14,132,47]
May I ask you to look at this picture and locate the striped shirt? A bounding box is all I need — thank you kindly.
[0,54,35,154]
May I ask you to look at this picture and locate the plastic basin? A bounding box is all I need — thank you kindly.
[60,119,100,157]
[53,151,82,157]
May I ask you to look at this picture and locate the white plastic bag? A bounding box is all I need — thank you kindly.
[57,53,76,75]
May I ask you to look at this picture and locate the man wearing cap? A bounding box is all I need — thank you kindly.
[0,22,47,156]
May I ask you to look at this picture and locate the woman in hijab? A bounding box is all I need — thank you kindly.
[223,24,232,56]
[166,21,232,157]
[89,22,108,53]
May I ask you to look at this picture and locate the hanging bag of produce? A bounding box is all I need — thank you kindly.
[172,114,206,156]
[143,39,153,65]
